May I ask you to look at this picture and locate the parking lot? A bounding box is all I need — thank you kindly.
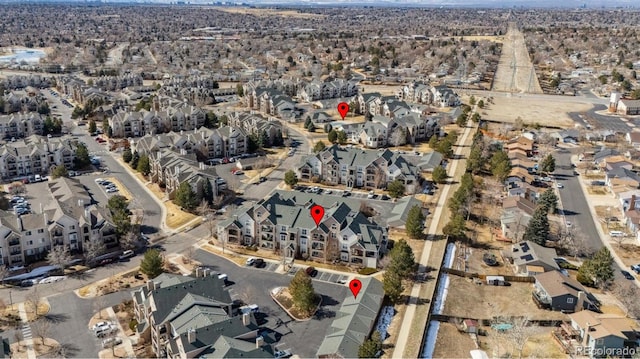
[192,249,348,358]
[244,257,350,285]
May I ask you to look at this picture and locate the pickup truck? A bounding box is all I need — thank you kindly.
[631,264,640,274]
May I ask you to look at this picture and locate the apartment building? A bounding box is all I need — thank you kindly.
[228,112,283,146]
[0,113,45,139]
[0,135,78,180]
[298,78,359,102]
[0,178,116,267]
[131,272,270,358]
[131,126,247,161]
[217,191,388,268]
[149,149,223,201]
[298,145,421,194]
[109,105,206,138]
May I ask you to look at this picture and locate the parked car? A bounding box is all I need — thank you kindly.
[630,264,640,274]
[102,337,123,349]
[621,270,635,280]
[556,183,564,189]
[254,258,266,268]
[274,349,293,358]
[246,257,256,266]
[95,324,117,337]
[92,321,112,331]
[119,250,135,260]
[106,187,118,193]
[367,190,375,199]
[305,266,318,277]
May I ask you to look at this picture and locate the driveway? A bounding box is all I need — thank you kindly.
[192,249,348,358]
[45,290,134,358]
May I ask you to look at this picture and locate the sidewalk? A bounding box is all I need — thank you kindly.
[18,302,36,359]
[105,306,136,358]
[392,123,475,359]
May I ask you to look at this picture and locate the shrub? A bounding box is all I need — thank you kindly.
[129,319,138,332]
[576,272,594,287]
[358,267,378,275]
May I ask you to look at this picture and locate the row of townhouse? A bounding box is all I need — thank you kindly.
[0,178,117,267]
[335,113,441,149]
[396,82,461,108]
[298,78,359,102]
[0,75,53,90]
[227,112,283,145]
[162,74,219,89]
[92,73,143,92]
[148,149,224,201]
[108,104,206,138]
[0,112,45,139]
[242,79,302,99]
[131,126,248,162]
[0,135,78,180]
[159,86,217,106]
[297,144,423,194]
[217,191,389,268]
[131,272,270,358]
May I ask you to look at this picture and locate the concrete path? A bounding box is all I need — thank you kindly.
[392,123,474,359]
[18,302,36,359]
[105,306,136,358]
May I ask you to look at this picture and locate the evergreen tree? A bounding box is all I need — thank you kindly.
[337,131,348,145]
[436,138,454,158]
[284,170,298,187]
[140,249,164,278]
[405,205,425,239]
[327,129,338,143]
[590,247,615,286]
[443,213,467,240]
[273,129,284,146]
[50,165,69,179]
[137,154,151,176]
[387,239,415,278]
[467,145,485,174]
[387,180,405,198]
[88,120,97,134]
[73,143,91,170]
[538,188,559,214]
[490,150,512,182]
[122,147,132,163]
[432,166,447,184]
[130,151,140,169]
[175,182,197,211]
[358,331,382,359]
[288,270,317,314]
[522,206,550,246]
[383,269,404,304]
[203,179,214,205]
[259,130,270,148]
[313,141,326,153]
[540,154,556,173]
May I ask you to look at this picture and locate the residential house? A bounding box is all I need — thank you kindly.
[131,272,268,358]
[0,135,79,180]
[149,149,222,201]
[532,270,598,312]
[552,129,580,144]
[626,131,640,150]
[593,148,620,166]
[569,310,639,358]
[216,191,388,268]
[617,99,640,115]
[601,156,633,172]
[500,197,537,242]
[297,145,421,194]
[605,168,640,189]
[316,277,384,359]
[505,137,535,156]
[0,177,116,267]
[244,85,298,119]
[508,241,559,275]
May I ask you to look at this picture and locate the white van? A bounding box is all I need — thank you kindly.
[119,250,135,260]
[239,304,259,314]
[610,231,624,237]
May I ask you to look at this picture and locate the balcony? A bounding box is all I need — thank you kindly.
[311,251,324,258]
[9,238,20,246]
[261,233,274,242]
[532,291,551,309]
[351,250,364,257]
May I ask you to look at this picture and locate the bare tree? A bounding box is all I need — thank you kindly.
[501,316,540,359]
[196,199,210,218]
[120,230,139,250]
[83,240,106,264]
[389,127,407,147]
[0,265,8,284]
[46,245,71,269]
[325,235,340,264]
[27,287,42,316]
[94,295,107,320]
[32,318,51,345]
[612,283,640,319]
[372,166,386,189]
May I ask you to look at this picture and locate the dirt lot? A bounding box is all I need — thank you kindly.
[443,276,567,321]
[491,25,542,94]
[432,322,481,358]
[481,94,591,127]
[460,35,505,43]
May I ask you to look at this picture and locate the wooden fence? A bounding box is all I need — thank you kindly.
[431,313,565,327]
[441,267,536,283]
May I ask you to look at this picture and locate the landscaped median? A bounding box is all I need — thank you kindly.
[270,286,322,322]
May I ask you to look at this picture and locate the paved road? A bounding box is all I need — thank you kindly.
[569,105,635,133]
[45,289,134,358]
[192,249,348,359]
[70,125,163,233]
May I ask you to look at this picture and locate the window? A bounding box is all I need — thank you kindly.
[301,229,307,235]
[567,298,574,304]
[37,229,44,233]
[70,225,75,230]
[342,235,348,241]
[26,231,31,235]
[27,240,33,245]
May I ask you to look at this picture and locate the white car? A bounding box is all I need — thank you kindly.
[106,187,118,193]
[246,257,256,266]
[367,190,375,199]
[102,337,123,349]
[92,321,112,331]
[556,183,564,188]
[95,178,105,183]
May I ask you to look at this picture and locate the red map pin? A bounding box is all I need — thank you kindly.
[337,102,349,120]
[349,279,362,299]
[310,204,324,227]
